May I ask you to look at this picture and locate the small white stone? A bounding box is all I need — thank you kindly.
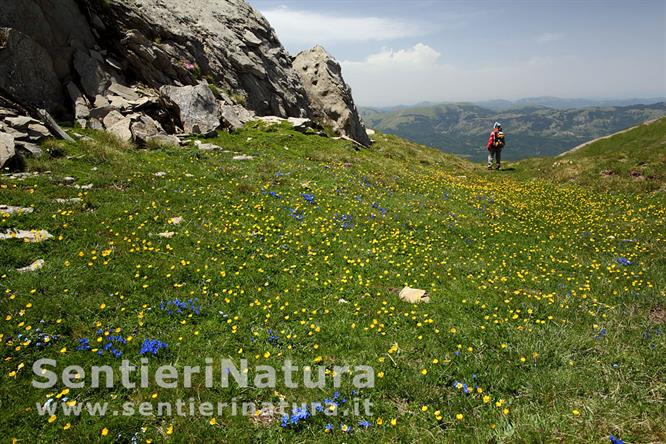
[17,259,45,273]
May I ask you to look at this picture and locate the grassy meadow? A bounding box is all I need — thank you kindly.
[1,122,664,442]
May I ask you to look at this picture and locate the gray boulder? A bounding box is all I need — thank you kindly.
[160,82,220,134]
[292,46,371,146]
[146,134,181,147]
[130,115,163,144]
[0,132,16,169]
[220,103,256,130]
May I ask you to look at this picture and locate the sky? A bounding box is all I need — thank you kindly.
[248,0,666,107]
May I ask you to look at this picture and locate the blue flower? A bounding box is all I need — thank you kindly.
[358,419,370,428]
[614,257,632,266]
[334,213,354,229]
[288,208,304,220]
[160,298,201,316]
[76,338,91,351]
[302,193,316,205]
[139,338,168,356]
[325,423,333,432]
[610,435,624,444]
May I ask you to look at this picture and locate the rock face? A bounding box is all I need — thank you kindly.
[89,0,310,118]
[0,28,65,114]
[293,46,371,146]
[0,0,371,146]
[0,0,103,115]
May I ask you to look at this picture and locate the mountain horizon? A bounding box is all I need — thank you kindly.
[359,96,666,111]
[361,101,666,161]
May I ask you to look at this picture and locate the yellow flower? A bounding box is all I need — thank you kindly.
[209,418,217,426]
[63,423,71,430]
[48,415,57,423]
[376,417,384,425]
[390,418,397,426]
[456,413,464,421]
[101,427,108,436]
[572,409,580,416]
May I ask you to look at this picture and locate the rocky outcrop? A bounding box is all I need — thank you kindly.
[87,0,310,118]
[0,0,310,120]
[0,0,371,147]
[293,46,371,146]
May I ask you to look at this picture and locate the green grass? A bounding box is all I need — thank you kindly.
[1,124,664,443]
[515,117,666,193]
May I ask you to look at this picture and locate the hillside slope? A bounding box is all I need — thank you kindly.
[361,102,666,160]
[516,116,666,193]
[1,125,664,442]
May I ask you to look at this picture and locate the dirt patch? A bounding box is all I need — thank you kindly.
[648,306,666,324]
[600,169,616,177]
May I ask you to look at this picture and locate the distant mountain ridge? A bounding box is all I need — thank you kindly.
[360,101,666,161]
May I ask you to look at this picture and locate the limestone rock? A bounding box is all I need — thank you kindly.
[17,259,45,273]
[107,83,140,101]
[0,132,16,169]
[90,0,311,118]
[102,110,125,129]
[146,134,181,146]
[195,140,223,152]
[0,229,53,243]
[0,205,33,215]
[220,103,247,130]
[292,46,371,146]
[130,115,163,144]
[106,116,133,141]
[160,82,220,135]
[398,286,430,304]
[54,198,83,204]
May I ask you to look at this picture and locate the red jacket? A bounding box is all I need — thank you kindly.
[487,130,499,150]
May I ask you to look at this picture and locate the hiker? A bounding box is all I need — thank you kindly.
[487,122,505,170]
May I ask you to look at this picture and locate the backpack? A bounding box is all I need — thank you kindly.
[494,131,505,148]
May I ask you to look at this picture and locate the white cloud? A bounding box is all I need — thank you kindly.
[261,7,423,47]
[340,43,665,106]
[363,43,441,66]
[537,32,564,43]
